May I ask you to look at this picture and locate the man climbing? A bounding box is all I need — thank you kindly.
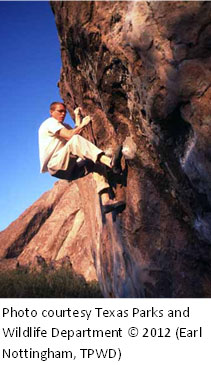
[38,102,125,214]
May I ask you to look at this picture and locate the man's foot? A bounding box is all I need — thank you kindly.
[102,199,126,214]
[111,145,123,174]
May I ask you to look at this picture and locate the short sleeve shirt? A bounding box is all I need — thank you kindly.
[38,117,68,173]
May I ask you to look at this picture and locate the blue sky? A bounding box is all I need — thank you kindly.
[0,1,73,231]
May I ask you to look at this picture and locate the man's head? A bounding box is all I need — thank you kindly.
[50,102,66,123]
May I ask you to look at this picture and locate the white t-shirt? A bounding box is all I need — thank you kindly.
[38,117,69,173]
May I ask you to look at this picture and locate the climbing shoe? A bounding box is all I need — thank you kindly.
[111,145,123,174]
[102,199,126,214]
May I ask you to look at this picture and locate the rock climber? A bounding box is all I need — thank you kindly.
[38,102,125,214]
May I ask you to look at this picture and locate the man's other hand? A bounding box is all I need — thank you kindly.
[74,107,82,116]
[81,116,91,127]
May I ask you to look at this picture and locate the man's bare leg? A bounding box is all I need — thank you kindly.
[100,189,125,214]
[98,154,112,168]
[92,173,125,214]
[99,146,122,174]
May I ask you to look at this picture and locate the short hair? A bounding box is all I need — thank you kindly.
[50,102,66,111]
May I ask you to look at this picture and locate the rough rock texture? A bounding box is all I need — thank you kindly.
[1,1,211,297]
[0,179,98,281]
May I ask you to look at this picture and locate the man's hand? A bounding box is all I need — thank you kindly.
[57,115,92,141]
[74,107,82,126]
[74,107,82,116]
[81,116,91,128]
[58,111,92,141]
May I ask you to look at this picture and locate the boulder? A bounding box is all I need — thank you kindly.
[1,1,211,297]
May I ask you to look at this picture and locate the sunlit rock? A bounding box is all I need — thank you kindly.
[0,1,211,297]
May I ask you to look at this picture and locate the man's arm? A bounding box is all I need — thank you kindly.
[56,116,91,141]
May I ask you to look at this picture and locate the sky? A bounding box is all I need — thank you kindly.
[0,1,74,231]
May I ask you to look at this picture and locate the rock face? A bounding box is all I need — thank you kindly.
[1,1,211,297]
[0,179,98,281]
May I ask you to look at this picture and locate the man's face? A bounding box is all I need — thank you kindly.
[50,104,66,123]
